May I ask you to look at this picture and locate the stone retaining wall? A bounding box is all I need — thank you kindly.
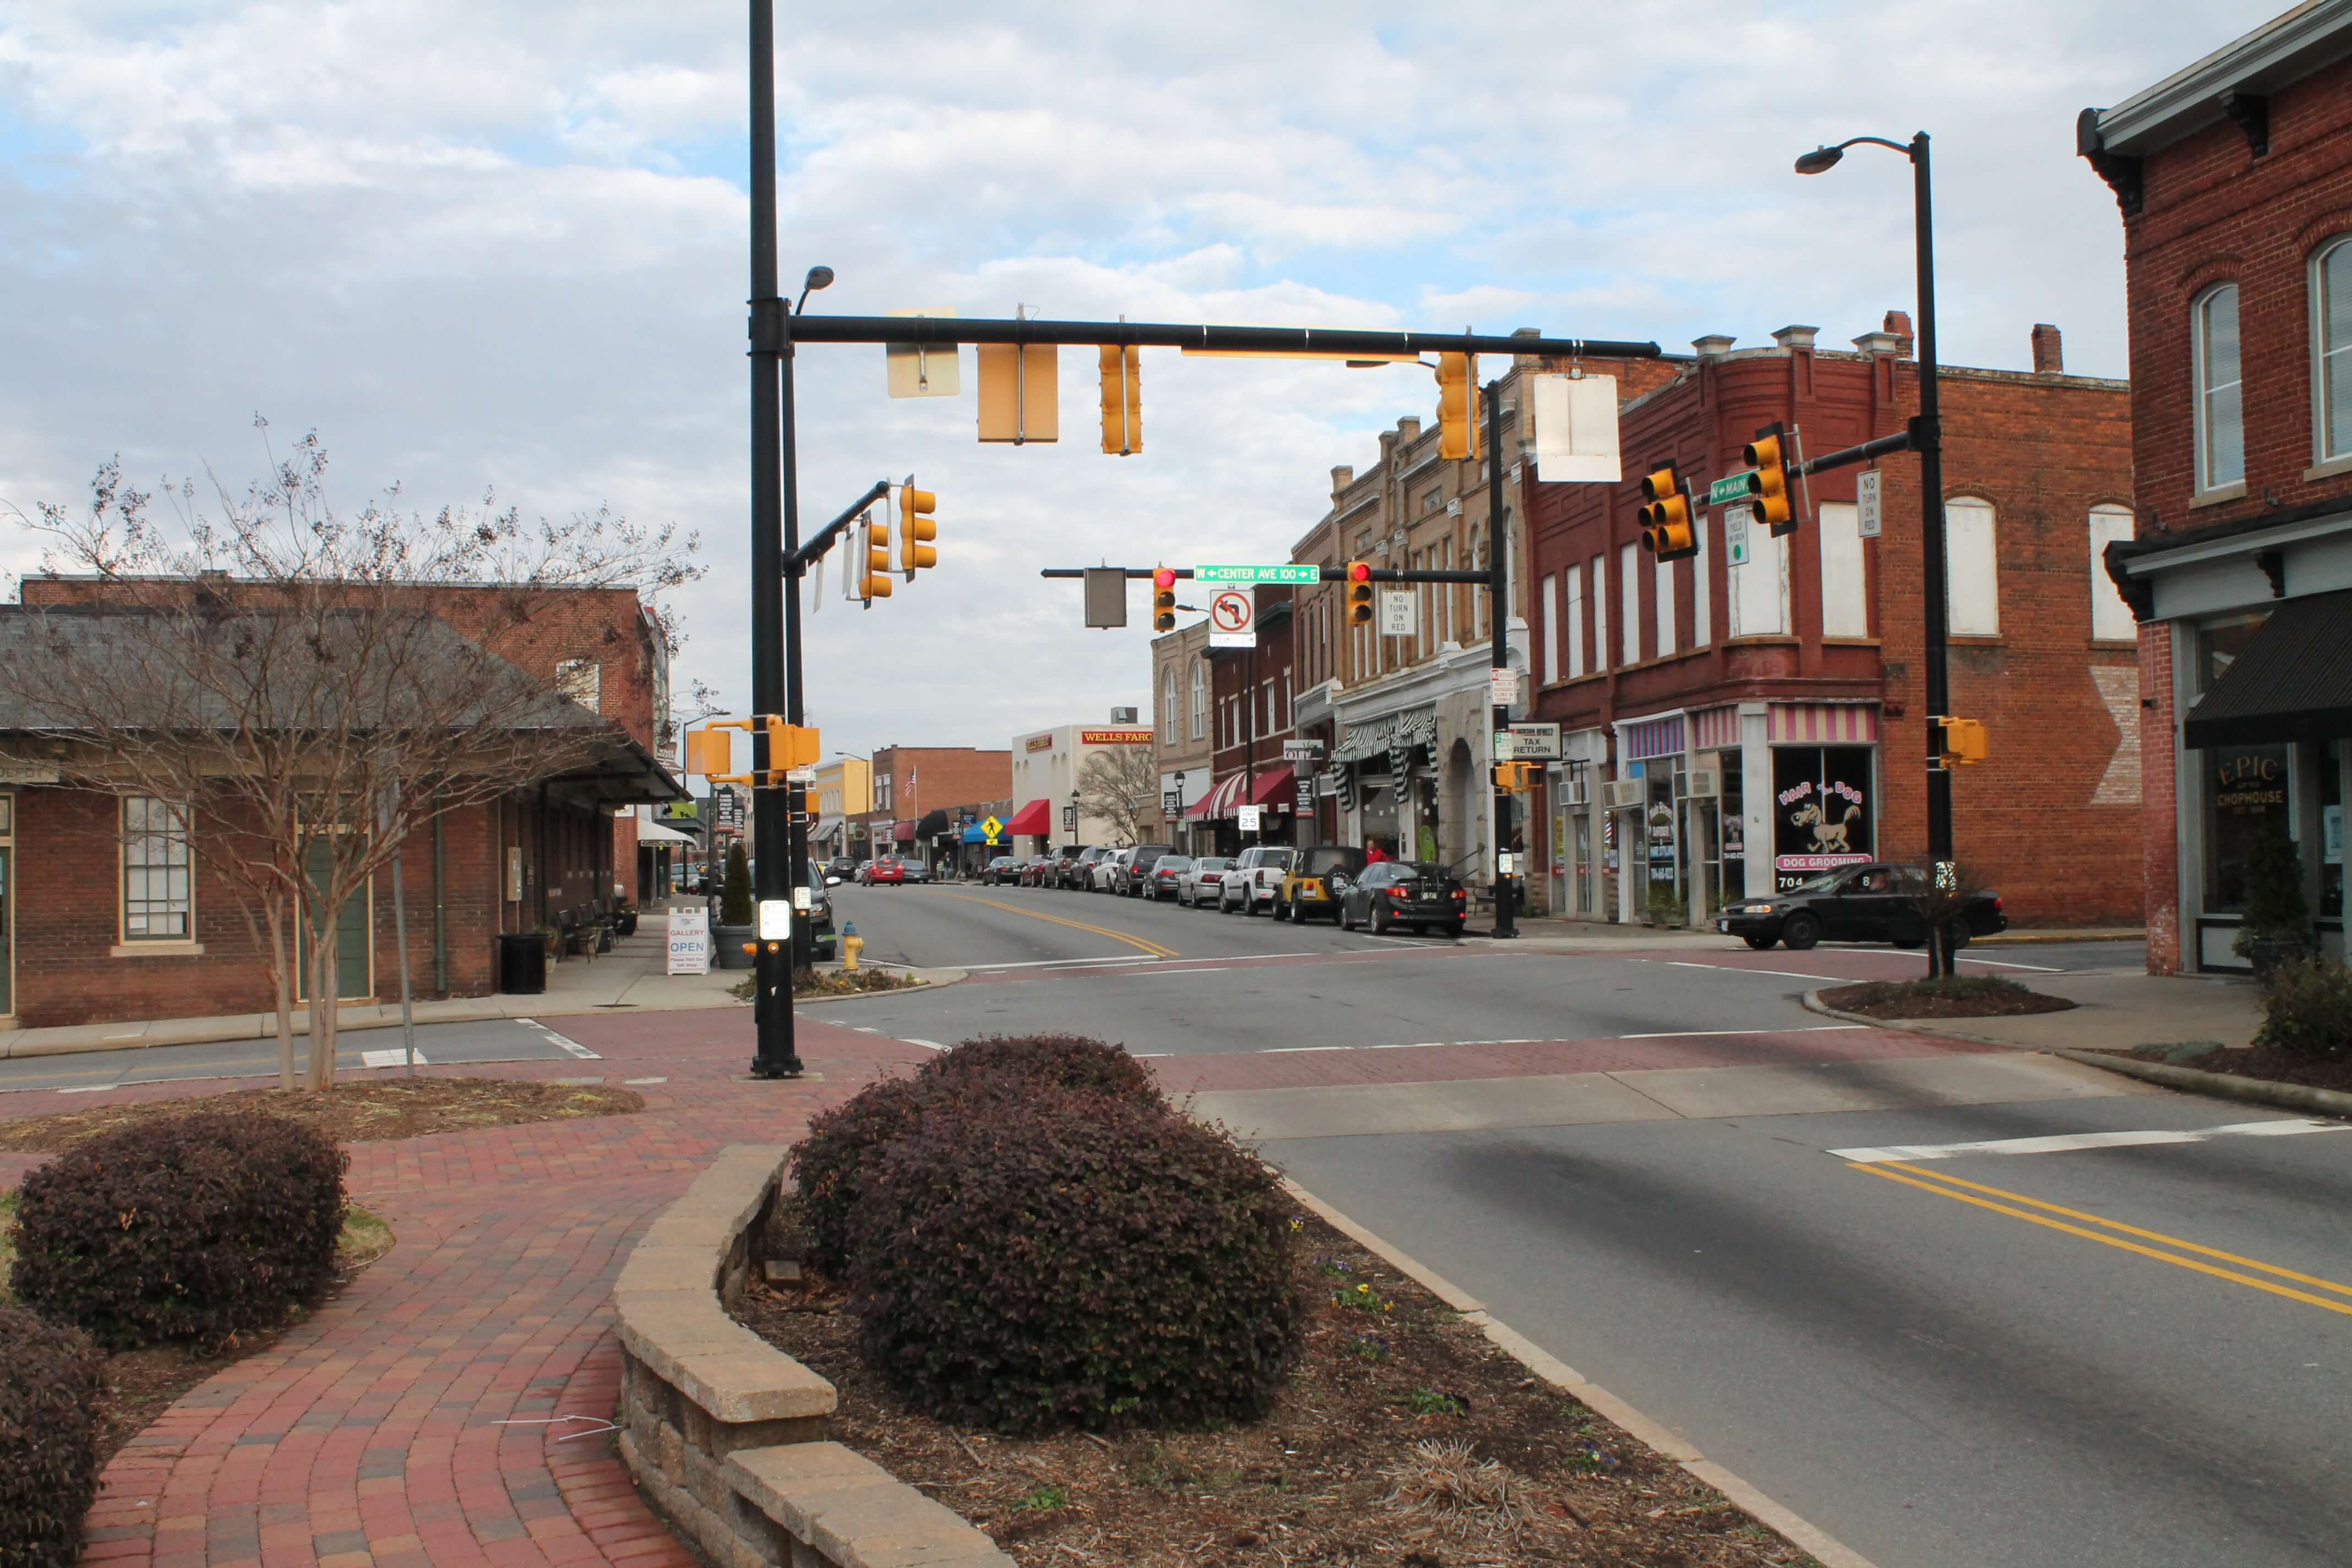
[614,1144,1011,1568]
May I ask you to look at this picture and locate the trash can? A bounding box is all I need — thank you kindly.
[497,931,547,995]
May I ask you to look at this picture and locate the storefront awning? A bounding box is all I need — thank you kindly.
[1330,707,1438,765]
[1004,798,1053,836]
[892,820,916,843]
[1189,766,1295,819]
[2184,589,2352,749]
[636,820,697,847]
[1244,765,1296,806]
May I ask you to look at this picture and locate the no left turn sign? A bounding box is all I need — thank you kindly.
[1208,589,1256,649]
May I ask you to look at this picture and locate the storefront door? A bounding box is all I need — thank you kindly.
[298,839,372,1000]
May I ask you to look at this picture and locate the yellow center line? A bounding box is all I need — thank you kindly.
[1854,1162,2352,1319]
[938,892,1178,959]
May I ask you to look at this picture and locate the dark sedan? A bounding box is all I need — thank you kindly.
[982,854,1023,885]
[1717,863,2006,951]
[1337,859,1468,938]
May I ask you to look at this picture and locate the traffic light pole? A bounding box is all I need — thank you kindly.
[1484,380,1517,940]
[745,0,801,1079]
[1911,132,1952,879]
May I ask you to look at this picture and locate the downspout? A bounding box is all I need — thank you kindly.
[537,783,551,928]
[432,812,448,994]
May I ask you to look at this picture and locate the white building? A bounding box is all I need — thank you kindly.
[1006,720,1156,852]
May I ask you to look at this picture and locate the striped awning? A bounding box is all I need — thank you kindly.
[1330,707,1438,765]
[1767,704,1880,744]
[1691,706,1741,750]
[1619,712,1685,762]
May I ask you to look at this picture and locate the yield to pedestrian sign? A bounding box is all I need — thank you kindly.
[980,815,1004,842]
[1208,589,1256,649]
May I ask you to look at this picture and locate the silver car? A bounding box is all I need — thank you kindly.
[1091,847,1134,892]
[1178,856,1231,907]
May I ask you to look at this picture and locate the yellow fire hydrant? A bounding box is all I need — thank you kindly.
[841,923,864,972]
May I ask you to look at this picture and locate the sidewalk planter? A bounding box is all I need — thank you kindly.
[614,1145,1010,1568]
[713,924,756,970]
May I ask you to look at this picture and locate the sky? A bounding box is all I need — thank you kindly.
[0,0,2280,775]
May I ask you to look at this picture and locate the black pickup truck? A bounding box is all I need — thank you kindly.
[1716,863,2006,951]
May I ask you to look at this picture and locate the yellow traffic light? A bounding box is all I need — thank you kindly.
[1100,345,1141,455]
[859,518,893,601]
[1932,716,1988,767]
[1638,462,1697,562]
[1345,560,1375,625]
[1491,761,1536,793]
[897,483,937,573]
[1152,567,1177,633]
[1435,352,1479,461]
[1743,422,1798,537]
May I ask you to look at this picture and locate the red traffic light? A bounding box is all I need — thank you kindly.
[1153,567,1177,590]
[1347,561,1372,584]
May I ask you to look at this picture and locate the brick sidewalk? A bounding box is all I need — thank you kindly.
[11,1010,932,1568]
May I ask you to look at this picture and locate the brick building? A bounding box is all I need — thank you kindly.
[2082,4,2352,971]
[1150,620,1214,851]
[861,745,1012,865]
[1189,590,1299,856]
[1524,319,2139,928]
[0,597,679,1028]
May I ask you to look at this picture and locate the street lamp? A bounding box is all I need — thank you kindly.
[1172,769,1187,851]
[1796,129,1957,952]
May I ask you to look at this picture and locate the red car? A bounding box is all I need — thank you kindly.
[867,856,906,885]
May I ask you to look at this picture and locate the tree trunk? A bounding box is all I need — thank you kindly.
[307,918,339,1091]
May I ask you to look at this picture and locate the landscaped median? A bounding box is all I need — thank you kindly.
[611,1143,1012,1568]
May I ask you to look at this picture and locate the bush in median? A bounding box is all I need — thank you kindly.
[2253,956,2352,1061]
[844,1086,1300,1435]
[913,1032,1164,1103]
[9,1113,349,1351]
[0,1305,105,1566]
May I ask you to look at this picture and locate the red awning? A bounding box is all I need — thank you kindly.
[1188,766,1295,819]
[892,820,916,843]
[1003,798,1053,836]
[1244,765,1296,807]
[1186,771,1244,819]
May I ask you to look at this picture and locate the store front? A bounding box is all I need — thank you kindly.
[1329,708,1438,858]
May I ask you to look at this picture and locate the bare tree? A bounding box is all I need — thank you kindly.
[1075,745,1160,848]
[0,429,699,1088]
[1895,861,1986,979]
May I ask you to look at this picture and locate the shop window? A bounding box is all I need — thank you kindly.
[2193,282,2244,491]
[2202,744,2290,913]
[2320,239,2352,463]
[2323,740,2343,920]
[1770,747,1874,891]
[123,796,193,940]
[1819,500,1868,638]
[1945,498,1999,635]
[2198,611,2269,694]
[2089,505,2137,641]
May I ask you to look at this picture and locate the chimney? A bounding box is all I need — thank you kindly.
[1881,310,1914,357]
[1852,330,1905,356]
[2031,323,2064,374]
[1692,334,1735,360]
[1771,324,1820,352]
[1397,415,1423,443]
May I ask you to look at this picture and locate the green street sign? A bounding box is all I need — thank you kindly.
[1194,563,1321,585]
[1707,472,1756,507]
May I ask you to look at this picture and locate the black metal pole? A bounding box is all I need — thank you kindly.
[1912,131,1956,973]
[747,0,801,1077]
[1487,380,1517,939]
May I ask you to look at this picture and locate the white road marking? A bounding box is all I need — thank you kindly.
[905,1038,946,1052]
[360,1048,427,1069]
[1619,1025,1869,1039]
[58,1084,119,1094]
[1832,1118,2351,1164]
[1668,960,1848,982]
[1265,1045,1349,1053]
[1958,956,2066,972]
[536,1029,600,1059]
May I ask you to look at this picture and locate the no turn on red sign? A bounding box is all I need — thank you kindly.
[1208,589,1256,649]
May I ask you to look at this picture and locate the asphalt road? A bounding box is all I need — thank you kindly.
[0,1017,595,1093]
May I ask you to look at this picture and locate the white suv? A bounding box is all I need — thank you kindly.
[1218,846,1297,915]
[1091,847,1134,892]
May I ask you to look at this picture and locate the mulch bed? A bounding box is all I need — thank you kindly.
[732,969,924,1002]
[0,1076,644,1155]
[736,1211,1824,1567]
[1820,976,2076,1020]
[2126,1042,2352,1095]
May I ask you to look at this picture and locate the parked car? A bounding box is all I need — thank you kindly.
[1141,853,1192,900]
[1112,843,1175,896]
[1017,853,1055,886]
[983,854,1022,885]
[1059,846,1107,890]
[803,876,834,934]
[900,859,932,884]
[1178,856,1232,907]
[1716,863,2006,951]
[824,857,858,883]
[1219,845,1297,914]
[1338,859,1467,938]
[867,856,906,886]
[1275,845,1369,923]
[1092,847,1135,892]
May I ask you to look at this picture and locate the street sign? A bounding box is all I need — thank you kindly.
[666,908,710,976]
[1293,771,1315,813]
[1379,589,1415,636]
[1856,469,1883,538]
[1163,790,1182,815]
[1506,721,1564,760]
[1281,739,1324,761]
[1724,503,1752,565]
[1237,804,1263,833]
[1208,589,1257,649]
[1062,804,1077,831]
[1488,666,1524,708]
[1494,731,1516,761]
[1707,472,1756,507]
[980,815,1004,840]
[1194,563,1320,585]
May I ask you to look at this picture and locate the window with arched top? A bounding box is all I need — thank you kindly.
[2315,237,2352,464]
[1189,661,1206,741]
[1161,668,1178,743]
[2193,283,2244,492]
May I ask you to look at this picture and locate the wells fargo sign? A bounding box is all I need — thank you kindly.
[1081,729,1155,745]
[1023,734,1055,752]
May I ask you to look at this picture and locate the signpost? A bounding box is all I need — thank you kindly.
[1207,589,1256,649]
[1724,503,1752,566]
[1488,667,1525,709]
[1293,771,1315,814]
[1194,563,1321,585]
[1707,472,1756,507]
[1505,721,1563,759]
[1237,804,1263,834]
[1857,469,1883,538]
[1379,589,1415,636]
[979,814,1004,847]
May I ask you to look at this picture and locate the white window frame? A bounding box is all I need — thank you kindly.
[1566,564,1586,678]
[1619,542,1640,666]
[122,795,194,943]
[1540,573,1560,684]
[1190,661,1206,741]
[2089,504,2137,641]
[556,657,602,714]
[1654,556,1677,658]
[2314,237,2352,465]
[1691,516,1712,647]
[2192,282,2244,493]
[1161,668,1178,744]
[1589,553,1608,672]
[1945,496,2001,637]
[1818,500,1868,638]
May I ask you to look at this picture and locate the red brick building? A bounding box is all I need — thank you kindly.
[862,745,1013,867]
[2082,6,2352,972]
[0,583,680,1028]
[1189,590,1300,856]
[1524,320,2139,928]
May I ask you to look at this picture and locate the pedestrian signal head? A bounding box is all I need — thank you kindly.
[1152,567,1177,632]
[1637,462,1697,562]
[1435,353,1479,461]
[1345,560,1375,625]
[1742,422,1797,537]
[896,483,937,573]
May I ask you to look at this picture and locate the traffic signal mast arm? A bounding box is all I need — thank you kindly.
[1039,564,1494,585]
[790,314,1657,362]
[1796,423,1923,478]
[784,478,894,575]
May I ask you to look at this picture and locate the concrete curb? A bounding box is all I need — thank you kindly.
[1974,928,2145,946]
[2045,1048,2352,1119]
[1280,1177,1882,1568]
[1796,988,2083,1049]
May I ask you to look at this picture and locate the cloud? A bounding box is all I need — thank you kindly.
[0,0,2281,771]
